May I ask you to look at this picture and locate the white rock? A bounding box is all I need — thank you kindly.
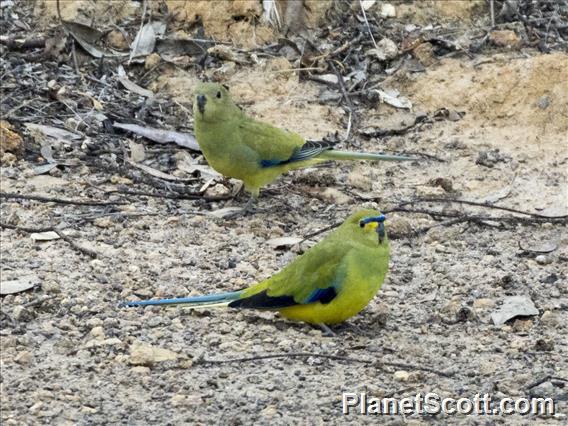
[129,341,179,366]
[380,3,396,18]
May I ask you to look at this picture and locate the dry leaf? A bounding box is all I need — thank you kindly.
[1,275,37,295]
[30,231,60,241]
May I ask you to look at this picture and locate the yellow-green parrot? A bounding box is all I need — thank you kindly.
[121,209,390,334]
[193,83,415,213]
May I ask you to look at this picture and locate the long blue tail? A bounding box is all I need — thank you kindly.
[119,291,242,308]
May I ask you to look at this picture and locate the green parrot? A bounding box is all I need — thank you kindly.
[193,83,415,213]
[121,209,390,334]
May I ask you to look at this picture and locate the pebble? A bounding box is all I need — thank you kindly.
[131,366,151,374]
[393,371,410,382]
[106,30,129,50]
[535,255,552,265]
[489,30,521,48]
[473,298,496,311]
[89,326,105,339]
[537,96,551,110]
[12,306,33,322]
[14,350,32,365]
[93,218,113,228]
[319,188,351,205]
[129,341,179,366]
[540,310,559,326]
[144,53,161,70]
[42,281,60,293]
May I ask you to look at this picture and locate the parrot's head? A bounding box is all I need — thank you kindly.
[193,83,239,123]
[346,209,388,246]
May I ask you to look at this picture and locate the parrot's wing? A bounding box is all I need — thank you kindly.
[238,118,307,162]
[284,140,336,162]
[230,240,350,309]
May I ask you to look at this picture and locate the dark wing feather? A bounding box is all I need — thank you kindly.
[229,291,296,309]
[228,286,338,310]
[260,140,336,168]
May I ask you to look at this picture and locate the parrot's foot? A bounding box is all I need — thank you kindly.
[223,195,256,219]
[317,323,336,337]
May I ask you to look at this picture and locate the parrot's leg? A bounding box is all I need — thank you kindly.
[242,194,256,213]
[317,323,336,337]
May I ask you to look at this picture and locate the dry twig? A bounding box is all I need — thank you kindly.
[1,192,124,206]
[197,352,454,377]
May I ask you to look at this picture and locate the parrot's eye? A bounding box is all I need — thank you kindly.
[359,221,365,228]
[216,91,222,99]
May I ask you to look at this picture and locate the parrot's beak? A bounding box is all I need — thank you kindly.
[197,94,207,114]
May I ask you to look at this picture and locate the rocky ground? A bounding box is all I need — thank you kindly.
[1,1,567,424]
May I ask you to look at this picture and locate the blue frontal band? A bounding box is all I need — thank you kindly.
[359,214,386,226]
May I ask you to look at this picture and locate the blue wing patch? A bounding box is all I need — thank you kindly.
[305,287,337,304]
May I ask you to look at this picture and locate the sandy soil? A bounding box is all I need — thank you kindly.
[1,1,567,425]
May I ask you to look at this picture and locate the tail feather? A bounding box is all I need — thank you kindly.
[119,290,242,308]
[319,150,417,162]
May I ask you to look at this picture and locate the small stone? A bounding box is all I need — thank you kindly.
[455,306,476,322]
[42,281,60,293]
[1,152,17,166]
[540,311,559,326]
[473,298,496,311]
[393,371,410,382]
[12,306,33,322]
[380,3,396,18]
[144,53,161,70]
[440,297,462,316]
[129,341,179,366]
[480,361,497,375]
[413,42,436,66]
[90,326,105,339]
[476,149,510,168]
[537,96,550,110]
[131,366,151,374]
[106,30,129,50]
[489,30,521,48]
[260,405,279,417]
[29,402,43,414]
[386,216,413,237]
[530,381,554,397]
[428,177,453,192]
[535,255,552,265]
[86,317,104,327]
[512,318,533,332]
[367,38,398,61]
[147,316,163,328]
[319,188,350,204]
[0,120,23,156]
[541,273,558,284]
[14,350,33,365]
[110,175,133,185]
[265,57,292,72]
[93,217,113,228]
[129,141,145,163]
[204,183,231,198]
[534,338,554,352]
[415,185,446,197]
